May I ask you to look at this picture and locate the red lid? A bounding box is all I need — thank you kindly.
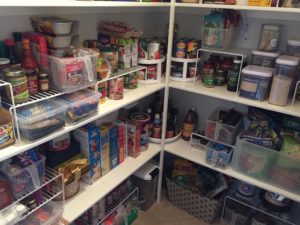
[4,39,14,46]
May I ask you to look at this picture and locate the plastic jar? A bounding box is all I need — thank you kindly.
[258,24,281,52]
[239,65,273,101]
[269,55,299,106]
[250,50,279,68]
[286,39,300,57]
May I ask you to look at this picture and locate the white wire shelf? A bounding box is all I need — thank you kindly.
[0,167,64,225]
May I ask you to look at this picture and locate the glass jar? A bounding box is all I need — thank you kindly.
[215,69,225,86]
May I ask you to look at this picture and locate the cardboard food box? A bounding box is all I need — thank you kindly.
[115,120,126,164]
[73,124,101,184]
[127,120,141,158]
[100,125,110,176]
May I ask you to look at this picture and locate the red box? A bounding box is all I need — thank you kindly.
[126,120,141,158]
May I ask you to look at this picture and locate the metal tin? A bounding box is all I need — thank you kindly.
[175,40,187,58]
[109,77,123,100]
[138,38,149,60]
[187,40,198,59]
[148,41,160,60]
[147,65,157,80]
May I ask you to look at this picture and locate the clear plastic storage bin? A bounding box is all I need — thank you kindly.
[205,109,243,145]
[269,55,299,106]
[202,27,235,50]
[1,154,45,199]
[20,201,63,225]
[17,100,67,141]
[205,141,233,169]
[250,50,279,68]
[59,89,100,124]
[286,39,300,57]
[239,65,273,101]
[48,52,98,92]
[231,136,300,194]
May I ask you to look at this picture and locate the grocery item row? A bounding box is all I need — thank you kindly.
[165,158,298,225]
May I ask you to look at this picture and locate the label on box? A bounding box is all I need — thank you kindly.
[100,126,110,175]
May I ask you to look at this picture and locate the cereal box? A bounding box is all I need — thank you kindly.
[127,121,141,158]
[100,125,110,175]
[115,120,126,164]
[103,122,119,170]
[73,124,101,184]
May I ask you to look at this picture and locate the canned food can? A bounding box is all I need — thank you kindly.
[187,40,198,59]
[109,77,123,100]
[188,64,198,78]
[147,65,157,80]
[148,41,161,60]
[138,38,149,59]
[175,40,187,58]
[124,72,138,89]
[137,70,146,80]
[102,47,119,73]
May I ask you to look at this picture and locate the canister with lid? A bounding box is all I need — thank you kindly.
[257,24,282,52]
[286,39,300,57]
[250,50,279,68]
[239,65,273,101]
[269,55,299,106]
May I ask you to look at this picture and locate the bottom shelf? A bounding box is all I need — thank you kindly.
[164,139,300,202]
[63,143,161,223]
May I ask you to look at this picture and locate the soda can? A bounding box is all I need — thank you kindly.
[175,39,187,58]
[147,65,157,80]
[138,38,149,59]
[148,40,161,60]
[187,39,198,59]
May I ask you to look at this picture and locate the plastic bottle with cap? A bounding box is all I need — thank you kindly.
[227,59,241,92]
[4,39,18,65]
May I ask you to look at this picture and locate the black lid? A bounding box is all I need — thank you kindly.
[13,32,22,42]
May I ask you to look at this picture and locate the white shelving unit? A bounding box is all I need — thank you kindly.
[1,2,300,225]
[63,143,161,223]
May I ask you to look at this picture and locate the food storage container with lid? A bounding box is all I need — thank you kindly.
[17,99,67,141]
[239,65,273,101]
[286,39,300,57]
[250,50,279,68]
[269,55,299,106]
[59,89,100,124]
[257,24,282,52]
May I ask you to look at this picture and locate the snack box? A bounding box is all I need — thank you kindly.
[100,125,111,176]
[127,120,141,158]
[102,122,119,169]
[59,89,100,124]
[16,99,67,141]
[115,120,126,164]
[73,124,101,184]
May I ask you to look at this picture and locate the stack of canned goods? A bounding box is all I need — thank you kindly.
[174,38,200,59]
[138,38,166,60]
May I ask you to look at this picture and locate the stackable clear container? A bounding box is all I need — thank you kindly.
[257,24,282,52]
[250,50,279,68]
[205,109,243,145]
[286,39,300,57]
[239,65,273,101]
[59,89,100,124]
[269,55,299,106]
[1,154,46,198]
[17,100,67,141]
[205,141,233,169]
[47,52,99,92]
[202,27,236,50]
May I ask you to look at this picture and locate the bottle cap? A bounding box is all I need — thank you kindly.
[13,32,22,42]
[4,39,14,46]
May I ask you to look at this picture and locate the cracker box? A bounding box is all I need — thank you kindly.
[73,124,101,184]
[100,125,110,176]
[115,120,126,164]
[127,120,141,158]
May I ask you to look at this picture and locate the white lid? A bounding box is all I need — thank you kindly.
[276,55,299,66]
[262,24,281,31]
[134,162,159,180]
[251,50,280,58]
[234,59,241,64]
[0,58,10,65]
[242,65,273,78]
[287,39,300,47]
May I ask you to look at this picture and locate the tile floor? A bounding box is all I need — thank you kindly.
[132,195,226,225]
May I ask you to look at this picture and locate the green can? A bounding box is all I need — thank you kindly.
[124,72,138,89]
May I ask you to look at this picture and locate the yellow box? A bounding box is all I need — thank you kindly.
[248,0,271,6]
